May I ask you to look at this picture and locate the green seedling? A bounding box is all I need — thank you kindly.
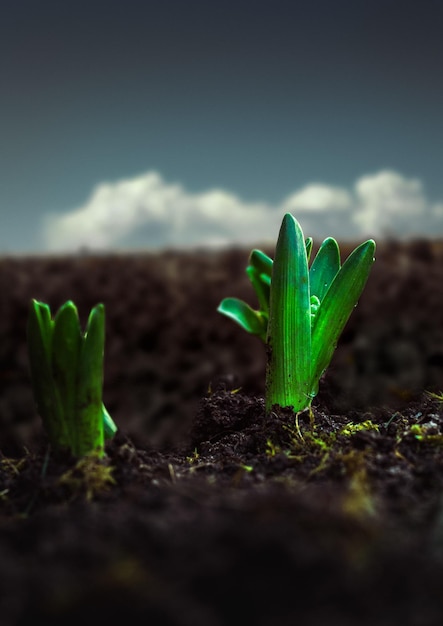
[27,299,117,458]
[218,213,375,413]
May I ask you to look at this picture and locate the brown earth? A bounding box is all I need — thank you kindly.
[1,239,443,625]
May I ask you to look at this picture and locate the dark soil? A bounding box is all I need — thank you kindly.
[2,239,443,625]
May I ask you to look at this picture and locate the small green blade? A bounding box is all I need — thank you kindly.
[266,214,311,412]
[217,297,267,340]
[52,301,82,455]
[305,237,313,262]
[247,250,272,317]
[246,266,270,317]
[102,403,117,440]
[27,300,66,449]
[249,249,273,280]
[76,304,105,457]
[310,239,376,396]
[309,237,341,302]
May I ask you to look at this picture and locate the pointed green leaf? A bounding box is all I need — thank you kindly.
[52,301,82,455]
[310,239,376,396]
[27,300,66,448]
[246,266,270,316]
[266,214,311,412]
[247,250,273,317]
[305,237,313,262]
[76,304,105,457]
[102,403,117,439]
[249,249,273,280]
[309,237,341,302]
[217,297,267,341]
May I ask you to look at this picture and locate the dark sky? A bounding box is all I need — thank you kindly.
[2,0,443,252]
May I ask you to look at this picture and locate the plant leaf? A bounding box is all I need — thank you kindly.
[310,239,376,396]
[266,213,311,412]
[249,249,273,280]
[309,237,341,302]
[246,266,270,316]
[305,237,313,262]
[247,250,272,316]
[217,297,267,341]
[102,403,117,439]
[52,301,82,455]
[76,304,105,457]
[27,300,66,449]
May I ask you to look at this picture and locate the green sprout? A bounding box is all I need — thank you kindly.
[27,299,117,458]
[218,213,376,414]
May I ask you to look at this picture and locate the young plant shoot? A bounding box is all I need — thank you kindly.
[218,213,376,414]
[27,299,117,458]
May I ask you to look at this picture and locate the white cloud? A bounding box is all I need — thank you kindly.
[42,169,443,252]
[283,184,352,213]
[43,171,276,252]
[282,184,353,240]
[353,170,427,237]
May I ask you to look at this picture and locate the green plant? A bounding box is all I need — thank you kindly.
[218,213,376,413]
[27,299,117,458]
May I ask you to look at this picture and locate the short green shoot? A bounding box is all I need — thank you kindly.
[218,213,376,414]
[27,299,117,458]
